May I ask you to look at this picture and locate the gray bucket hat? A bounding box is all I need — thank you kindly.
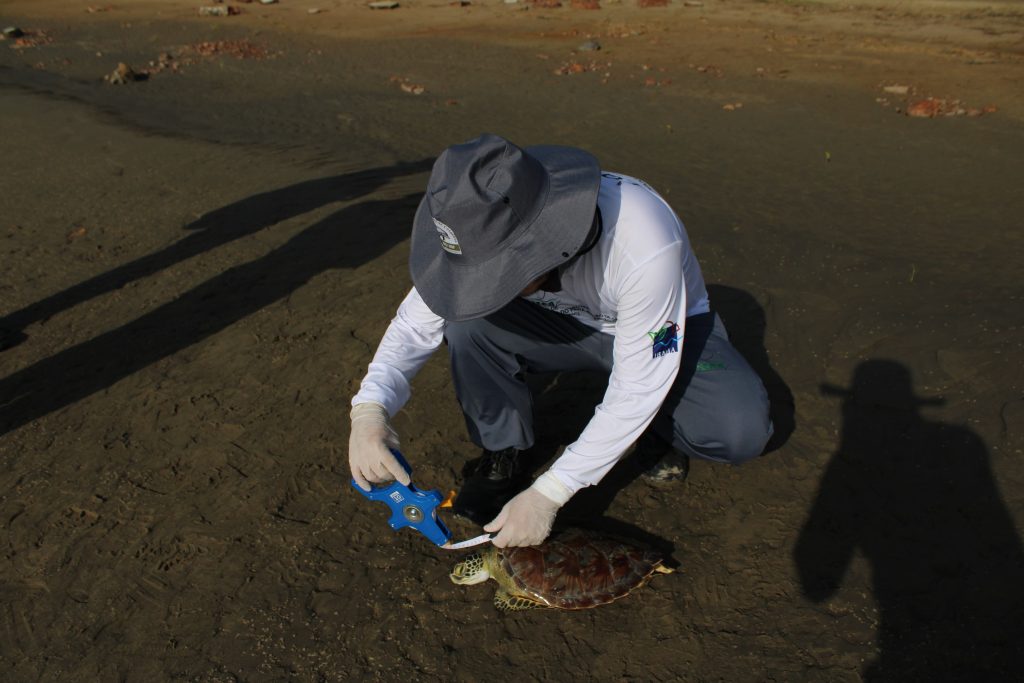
[409,133,601,321]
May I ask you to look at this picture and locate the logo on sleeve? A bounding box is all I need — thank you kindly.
[648,321,680,358]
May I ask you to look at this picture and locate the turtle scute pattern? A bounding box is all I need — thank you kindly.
[499,529,671,610]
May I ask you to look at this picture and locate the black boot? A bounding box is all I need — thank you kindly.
[451,447,526,525]
[635,431,690,483]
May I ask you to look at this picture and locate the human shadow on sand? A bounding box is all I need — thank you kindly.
[794,359,1024,681]
[0,182,427,435]
[0,159,432,351]
[706,284,795,452]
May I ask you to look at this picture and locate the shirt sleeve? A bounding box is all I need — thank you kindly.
[547,243,686,494]
[351,287,446,417]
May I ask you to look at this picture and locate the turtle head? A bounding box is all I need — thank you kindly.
[450,553,491,585]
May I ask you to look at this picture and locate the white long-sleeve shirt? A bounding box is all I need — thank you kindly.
[353,172,710,496]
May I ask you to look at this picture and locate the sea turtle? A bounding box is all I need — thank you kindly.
[449,528,674,611]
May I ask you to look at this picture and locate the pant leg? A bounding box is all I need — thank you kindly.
[650,312,774,464]
[445,298,611,452]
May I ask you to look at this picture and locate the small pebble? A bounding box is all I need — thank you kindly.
[578,40,601,51]
[3,26,25,38]
[369,1,400,7]
[199,6,235,15]
[105,62,139,85]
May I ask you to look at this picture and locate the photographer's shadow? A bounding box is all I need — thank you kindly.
[794,360,1024,680]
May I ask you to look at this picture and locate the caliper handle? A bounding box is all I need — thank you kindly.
[351,449,452,547]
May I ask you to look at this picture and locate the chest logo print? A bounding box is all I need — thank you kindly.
[648,321,680,358]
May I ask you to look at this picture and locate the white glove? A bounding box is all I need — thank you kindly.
[349,402,410,491]
[484,472,572,547]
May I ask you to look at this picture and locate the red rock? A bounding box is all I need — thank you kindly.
[907,98,944,118]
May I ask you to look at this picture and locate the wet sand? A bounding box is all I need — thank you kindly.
[2,0,1023,680]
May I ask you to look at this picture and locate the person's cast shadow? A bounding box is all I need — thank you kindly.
[707,284,795,452]
[0,159,432,435]
[794,359,1024,680]
[0,160,432,352]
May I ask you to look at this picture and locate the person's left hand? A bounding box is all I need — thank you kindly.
[484,487,560,547]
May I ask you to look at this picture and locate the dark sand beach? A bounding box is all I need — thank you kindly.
[2,0,1023,679]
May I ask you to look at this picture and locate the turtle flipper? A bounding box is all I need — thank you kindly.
[494,588,544,611]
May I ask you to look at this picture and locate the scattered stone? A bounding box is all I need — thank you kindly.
[389,75,425,94]
[146,52,178,75]
[66,226,88,242]
[907,98,945,117]
[640,74,669,86]
[694,63,723,77]
[308,7,324,12]
[554,61,587,75]
[531,0,563,7]
[259,0,278,4]
[180,39,270,60]
[369,1,400,7]
[683,0,703,5]
[883,84,910,95]
[722,102,743,111]
[504,0,519,4]
[578,40,601,51]
[904,97,995,118]
[199,5,240,15]
[5,28,53,49]
[105,62,143,85]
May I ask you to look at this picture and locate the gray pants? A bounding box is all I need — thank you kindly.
[445,299,773,464]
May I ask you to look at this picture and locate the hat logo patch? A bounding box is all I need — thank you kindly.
[432,217,463,255]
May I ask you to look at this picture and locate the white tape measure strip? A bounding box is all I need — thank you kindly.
[443,533,494,550]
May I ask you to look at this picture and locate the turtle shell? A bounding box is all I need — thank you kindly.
[494,528,670,609]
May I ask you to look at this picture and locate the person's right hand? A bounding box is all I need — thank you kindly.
[348,402,411,491]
